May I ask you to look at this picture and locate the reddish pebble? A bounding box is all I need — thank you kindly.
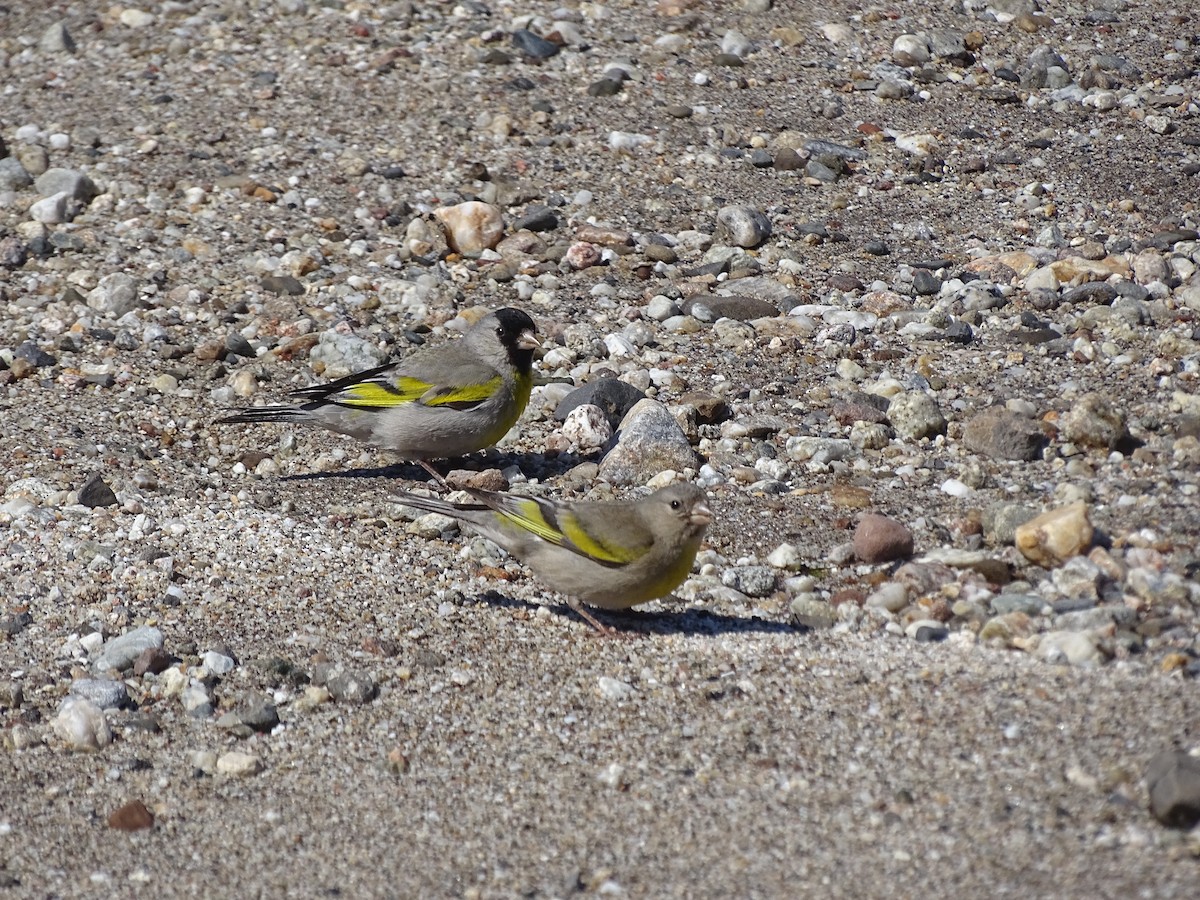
[108,800,154,831]
[854,513,914,563]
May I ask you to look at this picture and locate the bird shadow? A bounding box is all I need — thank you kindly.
[279,450,589,483]
[471,590,800,637]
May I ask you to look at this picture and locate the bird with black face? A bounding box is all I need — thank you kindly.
[392,482,715,634]
[220,308,539,479]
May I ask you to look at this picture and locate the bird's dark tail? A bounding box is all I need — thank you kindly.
[217,406,306,425]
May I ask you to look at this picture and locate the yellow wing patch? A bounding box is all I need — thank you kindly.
[421,375,501,409]
[494,498,641,567]
[338,374,500,410]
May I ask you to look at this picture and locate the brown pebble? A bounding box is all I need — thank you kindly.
[445,468,509,491]
[132,647,172,677]
[108,800,154,831]
[854,513,914,563]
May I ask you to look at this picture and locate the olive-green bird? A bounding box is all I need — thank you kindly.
[393,483,714,633]
[220,308,539,478]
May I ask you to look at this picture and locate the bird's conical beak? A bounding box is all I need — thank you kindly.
[517,329,541,351]
[691,502,714,526]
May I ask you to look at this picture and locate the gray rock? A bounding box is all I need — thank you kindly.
[554,379,647,429]
[70,678,130,710]
[1062,393,1129,450]
[40,21,77,54]
[0,681,24,708]
[983,503,1038,545]
[963,406,1045,461]
[203,649,237,674]
[86,273,143,318]
[0,157,34,192]
[15,340,56,369]
[218,698,280,734]
[323,667,378,704]
[716,205,772,248]
[721,566,777,597]
[598,399,703,485]
[1146,751,1200,829]
[887,391,947,441]
[29,192,74,224]
[35,168,98,202]
[78,472,118,508]
[789,596,836,629]
[990,593,1047,616]
[682,295,779,322]
[511,29,559,59]
[94,626,164,673]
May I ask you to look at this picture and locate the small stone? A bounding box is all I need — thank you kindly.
[78,472,118,508]
[40,21,77,54]
[0,681,24,709]
[596,676,634,701]
[991,593,1047,616]
[1062,393,1129,450]
[14,341,56,369]
[893,34,931,66]
[512,29,560,59]
[887,391,947,441]
[560,404,613,451]
[30,191,74,224]
[94,626,165,673]
[260,274,304,295]
[70,678,129,710]
[598,399,702,486]
[963,407,1045,461]
[35,168,98,202]
[108,800,154,831]
[52,698,113,751]
[119,8,155,27]
[133,647,172,676]
[87,273,143,318]
[983,502,1038,545]
[321,666,378,704]
[716,205,772,248]
[555,379,647,429]
[202,650,236,675]
[216,751,263,776]
[220,699,279,734]
[789,596,836,629]
[766,543,804,570]
[906,620,949,642]
[854,514,914,563]
[565,241,603,269]
[1014,503,1093,567]
[1145,751,1200,829]
[682,294,779,321]
[0,157,34,193]
[866,581,910,612]
[435,201,504,256]
[721,566,776,597]
[1031,630,1102,667]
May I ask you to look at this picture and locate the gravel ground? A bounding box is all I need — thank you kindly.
[2,0,1200,896]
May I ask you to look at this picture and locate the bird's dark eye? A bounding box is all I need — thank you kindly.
[670,499,682,510]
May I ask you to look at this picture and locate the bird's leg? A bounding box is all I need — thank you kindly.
[417,460,449,487]
[567,599,633,639]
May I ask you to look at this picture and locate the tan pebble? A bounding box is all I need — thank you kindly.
[1014,502,1093,567]
[434,201,504,256]
[216,751,262,776]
